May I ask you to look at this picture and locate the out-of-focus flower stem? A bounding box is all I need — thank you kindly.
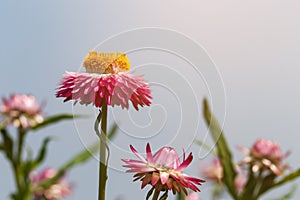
[17,129,25,163]
[98,103,108,200]
[10,128,31,200]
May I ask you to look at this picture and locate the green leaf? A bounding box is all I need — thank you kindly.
[241,166,258,199]
[212,183,225,199]
[33,137,52,167]
[260,168,300,195]
[33,142,99,190]
[194,139,217,156]
[0,128,14,159]
[33,123,118,191]
[203,99,237,199]
[107,123,118,140]
[30,114,80,131]
[267,185,297,200]
[176,189,185,200]
[0,124,4,132]
[257,173,277,196]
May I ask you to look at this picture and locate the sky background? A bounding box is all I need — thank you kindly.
[1,1,300,199]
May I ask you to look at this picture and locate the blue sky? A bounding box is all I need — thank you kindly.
[1,1,300,199]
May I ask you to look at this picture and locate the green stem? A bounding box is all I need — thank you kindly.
[17,129,25,162]
[99,103,108,200]
[11,128,30,200]
[12,159,22,197]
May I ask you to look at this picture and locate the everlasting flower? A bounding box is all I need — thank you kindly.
[201,158,246,193]
[0,94,44,129]
[239,139,290,175]
[30,168,72,200]
[201,158,223,183]
[122,143,205,196]
[234,165,247,193]
[186,192,200,200]
[56,50,152,110]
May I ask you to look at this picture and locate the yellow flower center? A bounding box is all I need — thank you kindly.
[83,50,130,74]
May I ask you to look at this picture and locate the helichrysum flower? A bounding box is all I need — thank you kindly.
[186,192,200,200]
[239,139,290,175]
[122,143,205,196]
[201,158,223,183]
[201,158,247,193]
[56,50,152,110]
[30,168,72,200]
[0,94,44,129]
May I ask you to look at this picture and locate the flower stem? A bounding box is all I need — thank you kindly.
[17,129,25,163]
[98,103,108,200]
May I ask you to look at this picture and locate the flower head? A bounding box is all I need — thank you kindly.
[201,158,247,193]
[234,165,247,193]
[0,94,44,129]
[56,50,152,110]
[186,192,200,200]
[122,143,205,196]
[239,139,290,175]
[201,158,223,183]
[30,168,72,200]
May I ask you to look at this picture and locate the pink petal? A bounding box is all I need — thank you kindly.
[160,171,170,184]
[130,145,147,163]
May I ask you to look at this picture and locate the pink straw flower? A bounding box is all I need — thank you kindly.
[0,94,44,129]
[186,192,200,200]
[201,158,223,183]
[238,139,290,175]
[122,143,205,196]
[56,50,152,110]
[234,165,247,193]
[30,168,72,200]
[201,158,247,193]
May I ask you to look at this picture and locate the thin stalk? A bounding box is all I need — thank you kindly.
[13,128,30,199]
[17,129,25,162]
[12,157,22,197]
[98,103,108,200]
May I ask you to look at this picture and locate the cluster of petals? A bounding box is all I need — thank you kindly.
[186,192,200,200]
[201,158,223,183]
[56,71,151,110]
[0,94,44,129]
[239,139,290,175]
[30,168,72,200]
[201,158,247,193]
[56,51,152,110]
[122,143,205,195]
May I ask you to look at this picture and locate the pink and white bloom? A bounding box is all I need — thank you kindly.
[239,139,290,175]
[201,158,223,183]
[234,165,247,193]
[0,94,44,128]
[122,143,205,196]
[186,192,200,200]
[56,50,152,110]
[201,158,247,193]
[30,168,72,200]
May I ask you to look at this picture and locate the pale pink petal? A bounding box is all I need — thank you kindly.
[130,145,147,163]
[160,172,169,184]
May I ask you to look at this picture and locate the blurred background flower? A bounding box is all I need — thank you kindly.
[30,168,72,200]
[239,139,290,175]
[0,94,44,129]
